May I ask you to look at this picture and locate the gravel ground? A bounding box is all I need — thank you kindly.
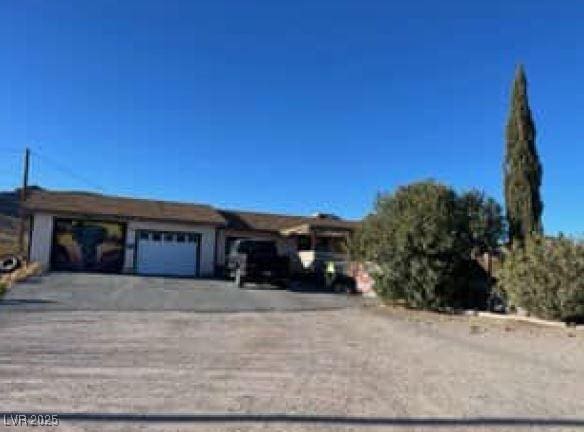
[1,304,583,432]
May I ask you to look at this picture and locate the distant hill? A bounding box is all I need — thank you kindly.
[0,187,40,255]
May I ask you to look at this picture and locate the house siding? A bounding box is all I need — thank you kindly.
[29,212,54,271]
[28,213,218,277]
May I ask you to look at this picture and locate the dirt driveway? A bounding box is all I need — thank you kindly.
[1,274,583,431]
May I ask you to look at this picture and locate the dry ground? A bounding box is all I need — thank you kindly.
[1,301,583,432]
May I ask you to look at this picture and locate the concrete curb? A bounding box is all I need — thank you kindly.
[463,310,584,331]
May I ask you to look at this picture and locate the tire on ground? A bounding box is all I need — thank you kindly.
[0,255,21,274]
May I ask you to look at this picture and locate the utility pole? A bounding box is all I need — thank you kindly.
[17,147,30,258]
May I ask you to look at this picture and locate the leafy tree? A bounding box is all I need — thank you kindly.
[504,65,543,243]
[353,181,505,309]
[355,181,471,308]
[459,189,505,254]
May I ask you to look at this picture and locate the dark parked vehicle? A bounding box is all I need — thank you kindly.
[322,260,357,294]
[226,239,289,288]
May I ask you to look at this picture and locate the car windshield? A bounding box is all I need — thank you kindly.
[238,241,276,255]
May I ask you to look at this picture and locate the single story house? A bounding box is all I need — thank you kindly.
[24,189,358,278]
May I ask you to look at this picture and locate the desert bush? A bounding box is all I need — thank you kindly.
[497,235,584,320]
[353,181,504,309]
[355,181,466,308]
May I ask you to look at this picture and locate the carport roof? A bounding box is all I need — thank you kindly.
[218,209,359,233]
[23,189,227,225]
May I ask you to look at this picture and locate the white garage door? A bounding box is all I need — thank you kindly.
[136,231,199,276]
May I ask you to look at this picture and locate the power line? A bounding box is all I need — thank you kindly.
[31,150,109,193]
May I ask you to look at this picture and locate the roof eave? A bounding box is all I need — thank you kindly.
[23,206,227,227]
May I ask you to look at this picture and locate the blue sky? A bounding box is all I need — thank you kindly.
[1,1,583,235]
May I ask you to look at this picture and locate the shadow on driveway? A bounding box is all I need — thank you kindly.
[1,412,583,427]
[0,299,57,305]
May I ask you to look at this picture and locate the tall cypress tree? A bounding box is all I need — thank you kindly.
[504,65,543,243]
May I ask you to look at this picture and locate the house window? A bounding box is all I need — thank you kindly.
[152,233,161,241]
[164,233,174,242]
[176,234,185,243]
[297,235,312,251]
[187,234,196,243]
[140,232,149,241]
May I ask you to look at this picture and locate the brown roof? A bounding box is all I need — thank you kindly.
[23,189,226,225]
[219,209,359,233]
[23,189,359,232]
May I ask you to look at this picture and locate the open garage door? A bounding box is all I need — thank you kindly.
[136,230,199,277]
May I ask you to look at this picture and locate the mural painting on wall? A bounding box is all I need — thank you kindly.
[51,219,125,273]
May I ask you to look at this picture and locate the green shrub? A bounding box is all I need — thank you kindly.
[0,281,6,298]
[497,235,584,321]
[459,189,505,254]
[353,181,504,309]
[355,181,469,308]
